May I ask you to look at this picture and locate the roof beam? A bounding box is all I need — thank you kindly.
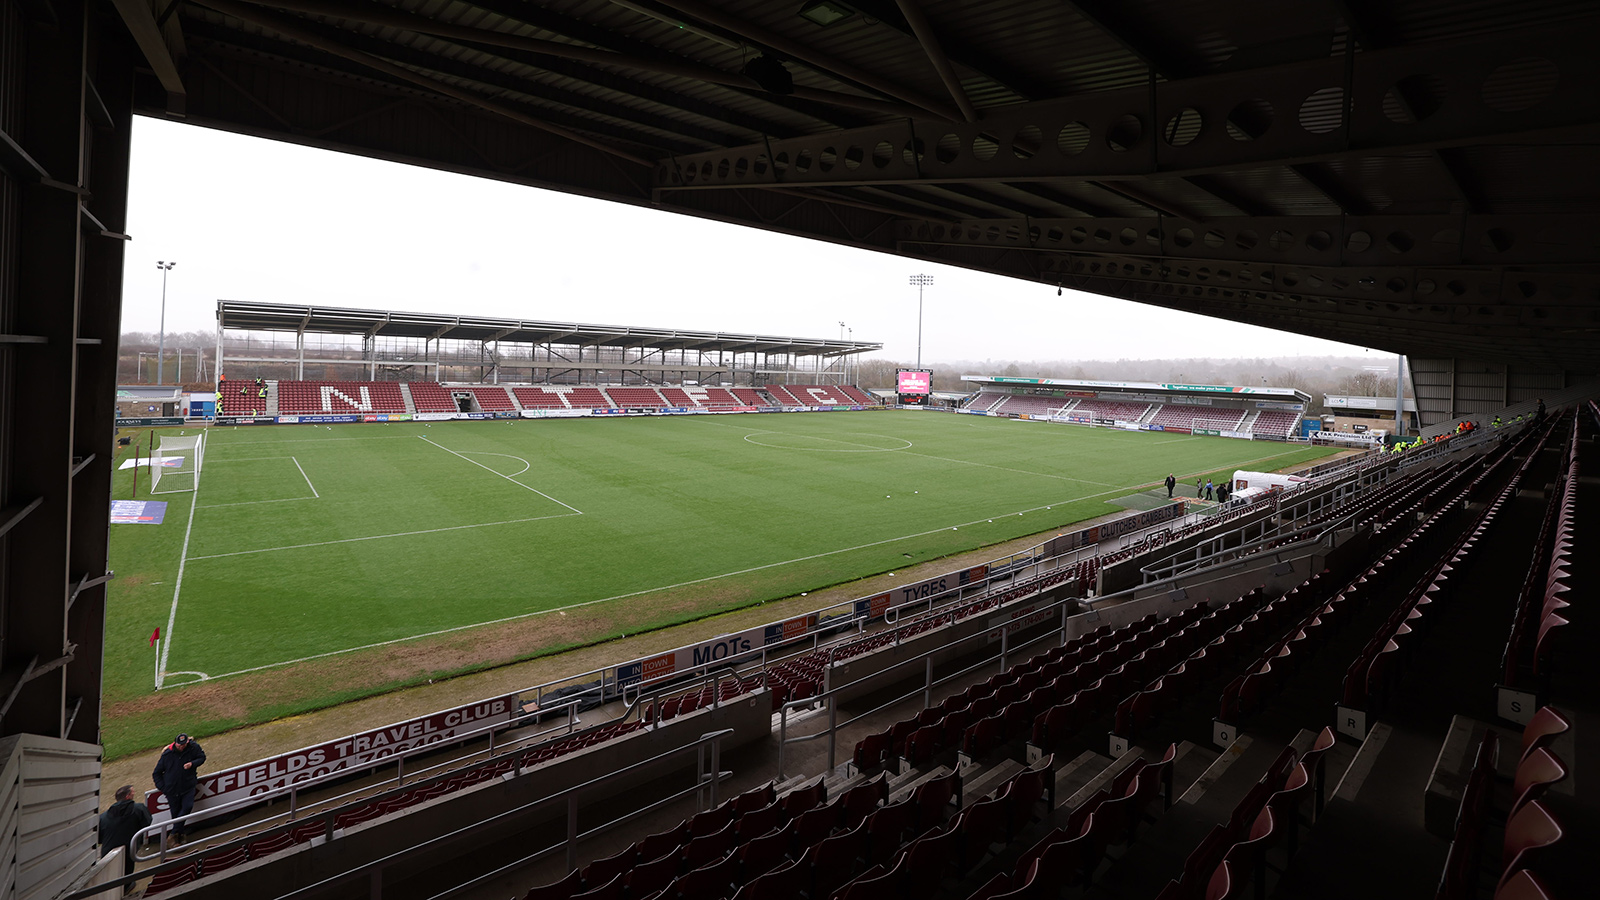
[193,0,654,164]
[109,0,187,98]
[843,0,1039,100]
[185,24,703,155]
[893,0,978,122]
[234,0,922,121]
[1288,163,1372,215]
[646,0,964,121]
[1057,0,1203,79]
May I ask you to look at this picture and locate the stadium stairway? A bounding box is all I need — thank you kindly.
[397,383,418,414]
[266,381,277,417]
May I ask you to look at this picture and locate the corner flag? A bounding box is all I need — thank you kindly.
[150,627,160,647]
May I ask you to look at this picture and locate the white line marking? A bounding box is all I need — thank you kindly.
[1151,436,1202,445]
[158,485,202,688]
[293,456,319,498]
[185,511,582,561]
[419,436,582,513]
[742,431,912,452]
[209,435,421,446]
[205,456,294,462]
[455,450,532,478]
[196,497,316,509]
[195,480,1170,682]
[900,450,1117,487]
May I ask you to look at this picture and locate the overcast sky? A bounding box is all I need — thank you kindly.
[120,117,1374,365]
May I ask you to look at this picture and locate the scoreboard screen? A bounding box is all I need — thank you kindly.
[897,369,931,405]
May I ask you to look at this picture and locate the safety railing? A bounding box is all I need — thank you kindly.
[777,591,1083,777]
[69,730,735,900]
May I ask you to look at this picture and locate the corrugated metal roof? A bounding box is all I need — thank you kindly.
[140,0,1600,371]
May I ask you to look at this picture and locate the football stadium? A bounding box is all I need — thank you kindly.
[5,3,1600,900]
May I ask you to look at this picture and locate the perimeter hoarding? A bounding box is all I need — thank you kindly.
[145,695,519,823]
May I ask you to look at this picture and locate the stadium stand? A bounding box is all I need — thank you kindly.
[777,384,857,406]
[988,394,1065,417]
[563,387,614,409]
[276,381,407,415]
[1250,409,1301,437]
[464,385,516,411]
[686,387,742,407]
[764,384,801,406]
[730,388,773,407]
[217,382,267,416]
[605,386,670,408]
[658,387,697,408]
[132,409,1597,900]
[1071,399,1154,421]
[406,381,458,413]
[1147,405,1249,433]
[512,386,570,409]
[969,392,1011,412]
[840,386,876,405]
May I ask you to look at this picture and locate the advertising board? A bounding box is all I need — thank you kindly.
[115,416,185,427]
[146,695,519,823]
[616,613,821,688]
[853,565,989,619]
[1220,430,1254,440]
[216,416,275,426]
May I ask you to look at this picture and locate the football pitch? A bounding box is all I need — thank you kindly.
[104,411,1337,752]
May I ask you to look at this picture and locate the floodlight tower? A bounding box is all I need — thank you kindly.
[909,274,933,369]
[156,261,176,385]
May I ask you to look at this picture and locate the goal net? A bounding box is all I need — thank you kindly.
[151,433,205,494]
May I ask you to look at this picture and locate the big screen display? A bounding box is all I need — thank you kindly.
[897,369,932,405]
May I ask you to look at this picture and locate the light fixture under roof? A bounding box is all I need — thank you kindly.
[798,1,855,28]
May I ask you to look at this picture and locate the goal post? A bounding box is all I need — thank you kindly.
[150,433,205,494]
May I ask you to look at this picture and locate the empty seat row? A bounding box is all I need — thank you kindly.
[1501,414,1577,689]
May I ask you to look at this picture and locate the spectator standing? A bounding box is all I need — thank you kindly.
[1196,478,1203,498]
[1205,479,1215,501]
[1164,474,1176,499]
[1536,398,1546,420]
[99,785,151,880]
[151,734,206,844]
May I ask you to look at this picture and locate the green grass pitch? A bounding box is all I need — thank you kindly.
[103,411,1336,746]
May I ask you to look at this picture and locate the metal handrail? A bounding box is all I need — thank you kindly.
[128,692,600,862]
[72,730,736,900]
[779,590,1083,775]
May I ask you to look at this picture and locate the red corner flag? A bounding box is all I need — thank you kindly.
[150,627,160,647]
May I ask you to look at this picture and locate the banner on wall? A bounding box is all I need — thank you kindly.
[146,695,519,823]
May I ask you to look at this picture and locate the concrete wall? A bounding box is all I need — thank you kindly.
[0,734,103,900]
[168,693,771,900]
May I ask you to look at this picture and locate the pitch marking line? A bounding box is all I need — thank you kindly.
[157,484,202,688]
[186,512,582,561]
[195,478,1171,682]
[183,441,1330,682]
[205,456,294,462]
[293,456,319,498]
[708,419,1114,486]
[197,497,317,510]
[419,436,582,514]
[742,431,913,453]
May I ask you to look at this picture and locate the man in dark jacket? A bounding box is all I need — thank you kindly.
[151,734,206,843]
[1164,474,1176,499]
[99,785,152,878]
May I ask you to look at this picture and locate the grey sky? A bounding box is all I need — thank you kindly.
[121,117,1373,364]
